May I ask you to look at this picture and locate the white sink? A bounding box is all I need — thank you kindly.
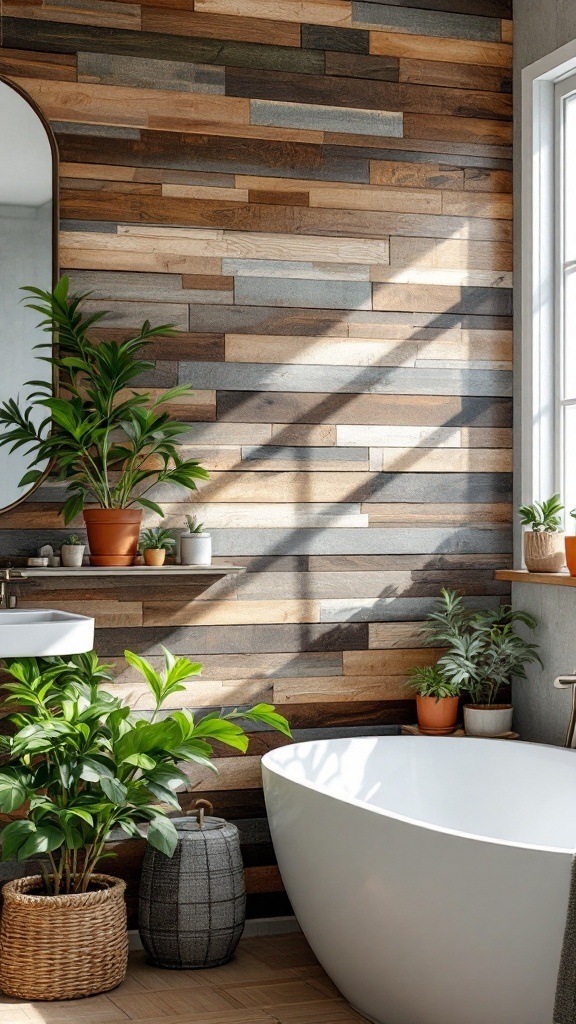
[0,609,95,657]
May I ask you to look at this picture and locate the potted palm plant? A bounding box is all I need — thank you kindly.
[422,589,541,737]
[139,526,176,567]
[180,513,211,566]
[0,648,290,1000]
[518,494,565,572]
[0,277,209,566]
[407,665,461,735]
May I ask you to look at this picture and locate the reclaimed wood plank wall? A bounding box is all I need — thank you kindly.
[0,0,513,917]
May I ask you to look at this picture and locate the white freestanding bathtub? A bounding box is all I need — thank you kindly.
[262,736,576,1024]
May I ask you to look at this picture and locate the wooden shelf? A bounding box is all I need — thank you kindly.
[495,569,576,587]
[14,564,246,577]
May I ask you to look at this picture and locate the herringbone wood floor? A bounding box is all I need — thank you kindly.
[0,933,367,1024]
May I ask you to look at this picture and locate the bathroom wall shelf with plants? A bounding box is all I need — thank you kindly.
[12,566,246,578]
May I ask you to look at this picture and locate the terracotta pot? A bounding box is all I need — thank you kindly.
[416,695,459,736]
[523,530,565,572]
[143,548,166,567]
[83,508,142,567]
[566,536,576,577]
[463,704,513,737]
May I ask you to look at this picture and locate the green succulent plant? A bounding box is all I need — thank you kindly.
[0,277,210,524]
[63,534,83,546]
[407,664,461,702]
[518,494,564,532]
[139,527,176,552]
[0,649,291,896]
[184,514,205,534]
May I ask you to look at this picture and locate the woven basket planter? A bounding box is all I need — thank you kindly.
[139,814,246,969]
[0,873,128,1000]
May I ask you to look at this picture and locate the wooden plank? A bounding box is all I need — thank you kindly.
[0,46,77,81]
[369,31,512,68]
[77,52,226,94]
[250,99,403,139]
[494,570,576,587]
[369,158,464,190]
[4,0,142,29]
[224,335,419,366]
[353,3,501,41]
[216,391,512,426]
[442,191,512,218]
[309,553,511,571]
[274,675,411,702]
[240,446,370,470]
[324,50,399,81]
[301,23,369,52]
[365,502,512,524]
[232,569,507,599]
[183,361,512,397]
[369,447,512,472]
[389,236,512,271]
[194,0,353,28]
[140,6,302,45]
[398,57,511,93]
[94,623,369,656]
[371,282,512,315]
[403,112,512,146]
[196,470,512,503]
[343,648,438,675]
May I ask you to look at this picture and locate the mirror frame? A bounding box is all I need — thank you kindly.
[0,75,59,515]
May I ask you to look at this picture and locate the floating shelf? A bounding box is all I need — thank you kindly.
[13,564,246,578]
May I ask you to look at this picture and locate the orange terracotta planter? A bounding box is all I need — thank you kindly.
[83,508,143,567]
[416,695,459,736]
[143,548,166,567]
[566,536,576,577]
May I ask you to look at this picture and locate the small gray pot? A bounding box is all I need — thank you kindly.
[139,812,246,969]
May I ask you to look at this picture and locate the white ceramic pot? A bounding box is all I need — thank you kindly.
[180,532,211,566]
[60,544,85,567]
[463,704,513,737]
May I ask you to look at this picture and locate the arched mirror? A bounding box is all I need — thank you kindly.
[0,77,58,514]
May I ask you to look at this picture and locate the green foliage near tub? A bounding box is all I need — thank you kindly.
[0,649,291,896]
[0,276,209,524]
[421,589,542,706]
[518,494,564,532]
[407,665,461,703]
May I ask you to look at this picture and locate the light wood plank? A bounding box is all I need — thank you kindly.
[4,0,141,28]
[343,648,438,674]
[142,600,321,626]
[370,31,512,68]
[364,502,512,524]
[389,236,512,271]
[308,186,442,215]
[369,448,512,472]
[225,335,418,367]
[194,0,353,27]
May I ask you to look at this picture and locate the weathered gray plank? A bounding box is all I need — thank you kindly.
[320,595,499,622]
[222,259,370,281]
[94,623,369,656]
[77,52,225,93]
[52,122,141,139]
[234,570,507,600]
[85,300,189,330]
[181,361,512,397]
[301,24,370,53]
[68,270,223,304]
[250,100,403,138]
[351,2,501,40]
[233,277,372,310]
[209,527,511,556]
[186,305,511,335]
[241,446,368,464]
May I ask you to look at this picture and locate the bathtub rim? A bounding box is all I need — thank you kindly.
[262,735,576,856]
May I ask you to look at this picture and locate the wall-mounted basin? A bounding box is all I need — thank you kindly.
[0,609,95,657]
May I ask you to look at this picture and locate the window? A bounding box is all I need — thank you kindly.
[555,74,576,516]
[521,41,576,548]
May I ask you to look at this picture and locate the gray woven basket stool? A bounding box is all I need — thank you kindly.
[139,804,246,969]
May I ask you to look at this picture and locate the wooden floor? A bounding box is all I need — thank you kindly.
[0,933,368,1024]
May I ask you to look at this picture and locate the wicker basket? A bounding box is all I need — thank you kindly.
[0,873,128,1000]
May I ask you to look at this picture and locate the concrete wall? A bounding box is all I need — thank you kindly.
[512,4,576,743]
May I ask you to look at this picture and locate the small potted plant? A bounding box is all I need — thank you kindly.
[60,533,85,567]
[0,278,209,566]
[422,589,541,737]
[518,494,565,572]
[0,649,290,1000]
[407,665,461,735]
[180,513,211,566]
[139,526,176,566]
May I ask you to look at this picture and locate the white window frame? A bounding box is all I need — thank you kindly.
[521,40,576,515]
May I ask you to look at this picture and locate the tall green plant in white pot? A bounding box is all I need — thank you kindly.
[518,494,565,572]
[422,590,541,737]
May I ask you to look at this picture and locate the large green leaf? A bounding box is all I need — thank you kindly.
[147,815,178,858]
[1,820,36,860]
[100,777,128,805]
[17,824,65,861]
[0,772,29,813]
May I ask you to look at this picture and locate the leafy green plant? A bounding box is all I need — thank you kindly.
[407,665,461,702]
[0,648,291,896]
[518,494,564,532]
[139,527,176,552]
[63,535,83,546]
[184,514,204,534]
[421,589,541,706]
[0,277,210,524]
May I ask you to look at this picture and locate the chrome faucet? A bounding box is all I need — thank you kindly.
[0,569,28,609]
[553,674,576,747]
